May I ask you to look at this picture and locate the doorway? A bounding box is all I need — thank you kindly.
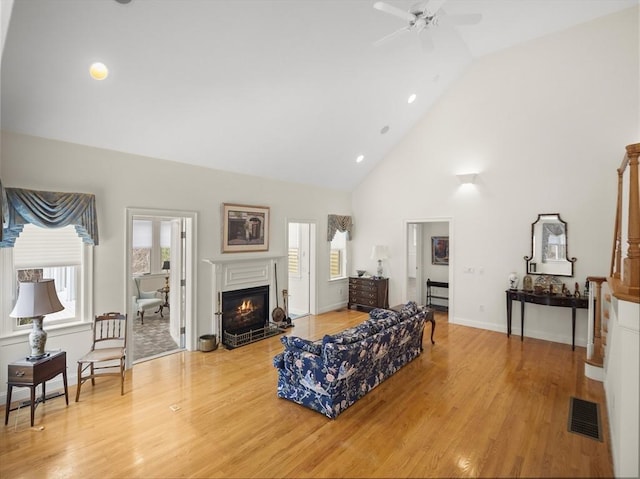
[404,219,452,316]
[287,221,316,318]
[126,208,196,366]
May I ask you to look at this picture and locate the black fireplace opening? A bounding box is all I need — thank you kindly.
[222,285,269,336]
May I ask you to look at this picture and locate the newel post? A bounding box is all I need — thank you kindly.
[623,143,640,295]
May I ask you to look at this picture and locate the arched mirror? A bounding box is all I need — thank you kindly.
[524,213,576,277]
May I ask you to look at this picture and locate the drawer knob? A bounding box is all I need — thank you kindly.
[15,371,25,377]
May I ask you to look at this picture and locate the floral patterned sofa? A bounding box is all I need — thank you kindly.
[272,301,430,418]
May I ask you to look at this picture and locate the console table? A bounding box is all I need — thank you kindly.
[4,350,69,426]
[505,290,589,350]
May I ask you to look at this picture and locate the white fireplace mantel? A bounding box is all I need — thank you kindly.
[203,255,286,336]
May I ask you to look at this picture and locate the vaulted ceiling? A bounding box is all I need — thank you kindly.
[1,0,636,190]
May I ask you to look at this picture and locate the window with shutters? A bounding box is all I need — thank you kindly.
[6,224,92,330]
[329,230,347,280]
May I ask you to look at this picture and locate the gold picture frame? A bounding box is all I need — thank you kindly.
[222,203,270,253]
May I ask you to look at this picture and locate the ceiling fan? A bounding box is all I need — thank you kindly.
[373,0,482,49]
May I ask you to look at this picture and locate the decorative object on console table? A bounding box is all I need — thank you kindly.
[370,245,389,277]
[508,272,519,290]
[222,203,270,253]
[10,279,64,360]
[348,276,389,311]
[431,236,449,265]
[523,275,533,292]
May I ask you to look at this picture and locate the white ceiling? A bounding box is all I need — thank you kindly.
[1,0,637,190]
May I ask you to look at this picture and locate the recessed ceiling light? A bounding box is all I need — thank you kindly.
[380,125,390,135]
[89,62,109,80]
[407,93,417,104]
[356,155,364,163]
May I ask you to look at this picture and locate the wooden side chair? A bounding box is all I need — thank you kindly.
[76,312,127,402]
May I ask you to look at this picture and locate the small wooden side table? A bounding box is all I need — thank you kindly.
[5,350,69,427]
[156,286,170,316]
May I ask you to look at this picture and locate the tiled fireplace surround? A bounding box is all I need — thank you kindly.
[205,255,285,339]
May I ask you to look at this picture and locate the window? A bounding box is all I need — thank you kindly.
[288,247,300,275]
[132,218,172,275]
[132,219,152,275]
[4,224,92,330]
[329,230,347,280]
[288,225,300,276]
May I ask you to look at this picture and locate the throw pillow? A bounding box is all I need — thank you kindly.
[323,322,373,345]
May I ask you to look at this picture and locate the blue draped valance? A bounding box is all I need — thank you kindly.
[0,183,99,247]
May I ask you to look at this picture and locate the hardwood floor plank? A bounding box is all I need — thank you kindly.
[1,310,612,478]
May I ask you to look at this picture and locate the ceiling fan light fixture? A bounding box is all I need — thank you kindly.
[89,62,109,80]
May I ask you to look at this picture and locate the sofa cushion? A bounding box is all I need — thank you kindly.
[281,336,323,355]
[397,301,418,320]
[367,308,400,332]
[322,321,374,345]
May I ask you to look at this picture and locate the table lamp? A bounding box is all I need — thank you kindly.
[10,279,64,360]
[371,245,389,278]
[162,260,170,288]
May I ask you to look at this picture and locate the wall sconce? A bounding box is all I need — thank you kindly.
[456,173,478,184]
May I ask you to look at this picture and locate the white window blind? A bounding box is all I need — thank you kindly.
[133,220,153,248]
[160,221,171,248]
[13,224,81,267]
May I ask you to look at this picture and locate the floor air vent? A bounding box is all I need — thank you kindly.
[568,397,602,441]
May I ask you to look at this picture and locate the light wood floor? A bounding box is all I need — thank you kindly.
[1,310,612,478]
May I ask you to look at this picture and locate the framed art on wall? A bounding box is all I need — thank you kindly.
[431,236,449,265]
[222,203,270,253]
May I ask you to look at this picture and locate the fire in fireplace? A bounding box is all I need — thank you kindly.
[222,285,269,337]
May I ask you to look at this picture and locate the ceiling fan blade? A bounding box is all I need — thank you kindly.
[373,26,411,47]
[373,2,416,23]
[439,13,482,26]
[423,0,447,15]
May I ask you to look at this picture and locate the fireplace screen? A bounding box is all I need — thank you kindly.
[222,285,269,336]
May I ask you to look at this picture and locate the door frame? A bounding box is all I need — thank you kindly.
[125,208,197,366]
[403,217,453,318]
[286,219,317,316]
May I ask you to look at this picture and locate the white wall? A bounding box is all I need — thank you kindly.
[0,131,351,398]
[352,7,639,345]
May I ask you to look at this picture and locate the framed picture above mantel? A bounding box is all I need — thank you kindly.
[222,203,270,253]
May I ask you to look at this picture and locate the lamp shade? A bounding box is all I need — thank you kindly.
[162,260,170,271]
[10,279,64,318]
[371,245,389,260]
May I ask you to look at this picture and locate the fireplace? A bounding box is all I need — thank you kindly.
[222,285,269,346]
[205,256,286,349]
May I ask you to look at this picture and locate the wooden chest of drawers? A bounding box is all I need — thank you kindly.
[348,277,389,311]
